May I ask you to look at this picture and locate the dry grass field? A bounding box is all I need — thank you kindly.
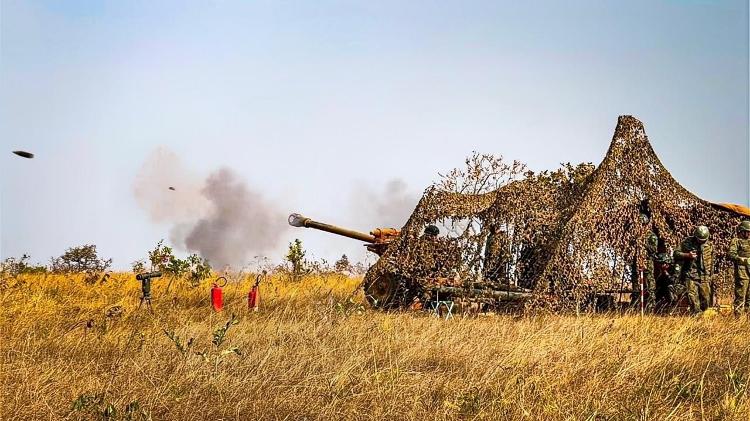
[2,273,749,420]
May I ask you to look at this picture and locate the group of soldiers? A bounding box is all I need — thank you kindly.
[635,220,750,315]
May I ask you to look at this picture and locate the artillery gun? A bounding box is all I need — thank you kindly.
[287,213,414,307]
[288,213,533,310]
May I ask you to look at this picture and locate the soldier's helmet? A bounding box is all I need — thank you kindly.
[739,220,750,232]
[693,225,710,242]
[424,225,440,237]
[646,233,658,252]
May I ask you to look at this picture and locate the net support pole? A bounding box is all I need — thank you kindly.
[639,269,645,318]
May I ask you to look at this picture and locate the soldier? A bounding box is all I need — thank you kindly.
[728,220,750,315]
[632,232,658,311]
[653,251,674,304]
[417,224,461,280]
[673,225,714,314]
[415,225,442,278]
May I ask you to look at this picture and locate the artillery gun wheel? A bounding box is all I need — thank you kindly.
[364,272,403,309]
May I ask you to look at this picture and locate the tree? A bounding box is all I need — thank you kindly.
[351,261,369,275]
[0,254,47,277]
[286,239,306,281]
[51,245,112,274]
[145,240,212,285]
[148,240,178,273]
[186,254,212,286]
[334,254,352,274]
[306,258,332,276]
[131,259,147,274]
[435,151,527,194]
[148,240,188,278]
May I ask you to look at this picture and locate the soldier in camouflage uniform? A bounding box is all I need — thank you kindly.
[416,225,441,278]
[416,225,461,280]
[728,220,750,315]
[632,232,658,311]
[673,225,714,314]
[659,241,685,307]
[652,238,677,308]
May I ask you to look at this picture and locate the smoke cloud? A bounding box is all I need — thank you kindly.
[132,148,211,223]
[350,178,419,229]
[182,168,287,268]
[133,148,287,268]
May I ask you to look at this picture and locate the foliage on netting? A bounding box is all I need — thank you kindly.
[364,116,745,308]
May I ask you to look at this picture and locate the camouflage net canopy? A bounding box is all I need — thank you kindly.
[364,116,747,310]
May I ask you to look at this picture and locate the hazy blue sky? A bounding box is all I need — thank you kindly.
[1,0,748,269]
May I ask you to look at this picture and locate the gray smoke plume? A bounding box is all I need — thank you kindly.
[350,178,419,229]
[182,168,287,268]
[134,149,287,268]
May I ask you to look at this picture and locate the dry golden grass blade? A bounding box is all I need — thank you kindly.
[1,273,749,420]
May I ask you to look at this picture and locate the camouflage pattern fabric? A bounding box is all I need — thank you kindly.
[363,116,746,310]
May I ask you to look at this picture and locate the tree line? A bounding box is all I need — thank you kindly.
[1,239,368,282]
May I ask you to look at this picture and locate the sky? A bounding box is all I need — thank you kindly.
[1,0,748,269]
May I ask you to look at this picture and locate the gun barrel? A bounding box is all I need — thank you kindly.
[288,213,376,243]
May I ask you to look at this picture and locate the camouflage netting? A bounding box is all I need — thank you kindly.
[364,115,747,309]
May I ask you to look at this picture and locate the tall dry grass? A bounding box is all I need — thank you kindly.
[1,273,749,420]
